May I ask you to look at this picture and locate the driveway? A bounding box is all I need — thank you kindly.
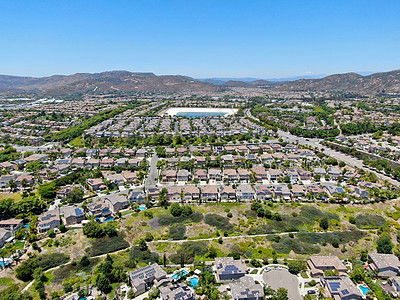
[263,269,301,300]
[145,153,158,187]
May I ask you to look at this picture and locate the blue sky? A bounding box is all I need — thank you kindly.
[1,1,399,78]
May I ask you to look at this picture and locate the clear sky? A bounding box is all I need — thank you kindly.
[1,0,399,78]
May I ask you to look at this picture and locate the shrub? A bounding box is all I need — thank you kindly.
[158,211,203,226]
[168,224,186,240]
[16,253,69,281]
[86,233,129,257]
[169,241,208,264]
[272,237,320,254]
[354,214,386,229]
[205,214,233,231]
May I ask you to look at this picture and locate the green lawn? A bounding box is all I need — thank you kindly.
[121,209,133,216]
[0,192,22,202]
[70,136,83,147]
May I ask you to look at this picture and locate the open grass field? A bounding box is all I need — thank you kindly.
[0,192,22,202]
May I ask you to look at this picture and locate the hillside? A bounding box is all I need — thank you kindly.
[0,71,222,96]
[271,70,400,94]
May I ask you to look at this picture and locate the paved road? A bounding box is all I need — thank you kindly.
[278,129,400,187]
[263,269,301,300]
[145,153,159,187]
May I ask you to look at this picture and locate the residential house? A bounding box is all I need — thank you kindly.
[38,210,60,233]
[60,206,85,225]
[229,276,264,300]
[223,169,239,182]
[369,253,400,277]
[103,194,129,213]
[321,277,363,300]
[159,280,195,300]
[86,158,100,169]
[327,166,341,180]
[136,149,148,158]
[268,169,282,182]
[87,178,106,191]
[0,219,23,232]
[219,185,236,201]
[87,201,112,218]
[208,169,222,181]
[71,158,86,168]
[128,264,167,297]
[167,186,182,202]
[214,257,248,282]
[202,185,219,201]
[183,185,200,202]
[237,168,251,182]
[308,256,347,277]
[254,185,273,200]
[106,173,125,186]
[236,184,255,201]
[122,171,139,184]
[291,184,305,200]
[100,158,114,168]
[177,169,191,182]
[0,174,16,188]
[252,166,268,182]
[0,228,12,248]
[193,169,207,181]
[297,169,312,181]
[162,170,177,183]
[274,184,291,200]
[129,189,146,203]
[313,167,327,177]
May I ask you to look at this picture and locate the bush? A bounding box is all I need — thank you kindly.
[168,224,186,240]
[272,237,321,254]
[376,234,393,254]
[354,214,386,229]
[170,203,182,217]
[83,221,104,238]
[205,214,233,231]
[16,253,69,281]
[169,241,208,264]
[250,258,262,268]
[86,234,129,257]
[158,211,203,226]
[288,261,307,274]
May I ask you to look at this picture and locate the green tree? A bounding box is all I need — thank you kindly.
[376,234,393,254]
[170,203,182,217]
[96,274,111,293]
[272,288,288,300]
[82,221,104,238]
[319,218,329,230]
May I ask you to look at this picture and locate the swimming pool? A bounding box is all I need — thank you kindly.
[189,277,199,288]
[359,284,370,296]
[103,217,114,222]
[139,206,147,211]
[0,259,11,267]
[172,269,189,280]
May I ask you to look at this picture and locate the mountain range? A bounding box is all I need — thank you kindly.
[0,69,400,96]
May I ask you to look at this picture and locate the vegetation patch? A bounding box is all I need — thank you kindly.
[271,236,321,254]
[297,230,365,245]
[16,252,70,281]
[204,214,233,231]
[157,211,203,226]
[168,224,186,240]
[86,233,130,257]
[169,241,209,264]
[354,214,386,229]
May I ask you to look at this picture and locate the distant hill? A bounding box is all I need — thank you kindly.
[1,69,400,96]
[271,70,400,94]
[0,71,222,96]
